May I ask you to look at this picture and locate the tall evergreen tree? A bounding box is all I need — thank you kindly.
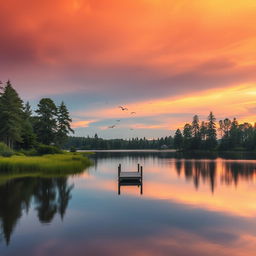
[174,129,183,150]
[200,121,208,141]
[0,81,24,148]
[19,102,36,149]
[205,112,217,150]
[191,115,201,149]
[183,123,192,150]
[35,98,57,145]
[192,115,200,137]
[55,102,74,147]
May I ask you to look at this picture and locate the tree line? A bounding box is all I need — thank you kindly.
[0,81,73,150]
[174,112,256,151]
[65,134,174,150]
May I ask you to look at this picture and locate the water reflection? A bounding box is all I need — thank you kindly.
[0,177,73,245]
[174,160,256,192]
[1,152,256,256]
[118,181,143,195]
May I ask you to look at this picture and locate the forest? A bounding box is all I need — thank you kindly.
[65,135,174,150]
[0,80,73,155]
[65,112,256,151]
[173,112,256,151]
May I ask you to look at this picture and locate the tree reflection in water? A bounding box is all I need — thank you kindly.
[176,160,256,192]
[0,177,73,245]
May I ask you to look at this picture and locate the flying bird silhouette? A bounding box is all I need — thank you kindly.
[108,125,116,128]
[118,106,128,111]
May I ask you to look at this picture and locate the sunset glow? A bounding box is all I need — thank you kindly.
[1,0,256,137]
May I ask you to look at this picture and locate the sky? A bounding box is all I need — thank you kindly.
[1,0,256,138]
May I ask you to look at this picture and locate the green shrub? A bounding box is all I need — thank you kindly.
[19,148,38,156]
[70,147,77,152]
[0,143,14,157]
[36,144,63,155]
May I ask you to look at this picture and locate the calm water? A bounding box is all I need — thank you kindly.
[1,151,256,255]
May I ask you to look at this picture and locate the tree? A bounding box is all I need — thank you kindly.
[19,102,36,149]
[35,98,57,145]
[205,112,217,150]
[55,102,74,147]
[191,115,201,149]
[174,129,183,150]
[200,121,208,141]
[183,123,192,150]
[192,115,200,137]
[229,118,240,148]
[0,81,24,148]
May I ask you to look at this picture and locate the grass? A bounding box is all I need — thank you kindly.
[0,152,92,176]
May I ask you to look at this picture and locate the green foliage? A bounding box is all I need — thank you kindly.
[0,153,92,174]
[65,135,174,150]
[70,146,77,152]
[183,123,193,150]
[36,144,63,155]
[174,129,183,150]
[0,81,24,148]
[19,101,37,149]
[0,143,14,157]
[18,148,38,156]
[34,98,58,145]
[205,112,217,150]
[0,81,73,150]
[55,102,74,147]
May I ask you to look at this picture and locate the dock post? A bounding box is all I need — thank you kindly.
[118,184,121,195]
[118,164,121,181]
[140,166,143,195]
[137,163,140,172]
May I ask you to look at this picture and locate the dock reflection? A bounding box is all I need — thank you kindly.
[118,180,143,195]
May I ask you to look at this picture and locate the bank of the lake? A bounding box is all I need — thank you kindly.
[0,153,92,175]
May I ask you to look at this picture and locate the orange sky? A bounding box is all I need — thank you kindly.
[1,0,256,137]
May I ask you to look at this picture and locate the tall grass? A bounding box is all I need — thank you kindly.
[0,153,92,175]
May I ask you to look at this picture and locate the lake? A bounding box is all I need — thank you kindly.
[1,151,256,255]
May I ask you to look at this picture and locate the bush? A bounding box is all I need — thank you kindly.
[36,144,63,155]
[70,147,77,152]
[0,143,14,157]
[19,148,38,156]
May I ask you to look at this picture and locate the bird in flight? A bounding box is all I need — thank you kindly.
[108,125,116,129]
[130,112,136,114]
[118,106,128,111]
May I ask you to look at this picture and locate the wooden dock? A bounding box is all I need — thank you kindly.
[118,163,143,195]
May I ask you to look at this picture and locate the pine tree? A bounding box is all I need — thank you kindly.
[200,121,208,141]
[19,102,36,149]
[183,123,192,150]
[35,98,57,145]
[205,112,217,150]
[55,102,74,147]
[192,115,200,137]
[0,81,24,148]
[191,115,201,149]
[174,129,183,150]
